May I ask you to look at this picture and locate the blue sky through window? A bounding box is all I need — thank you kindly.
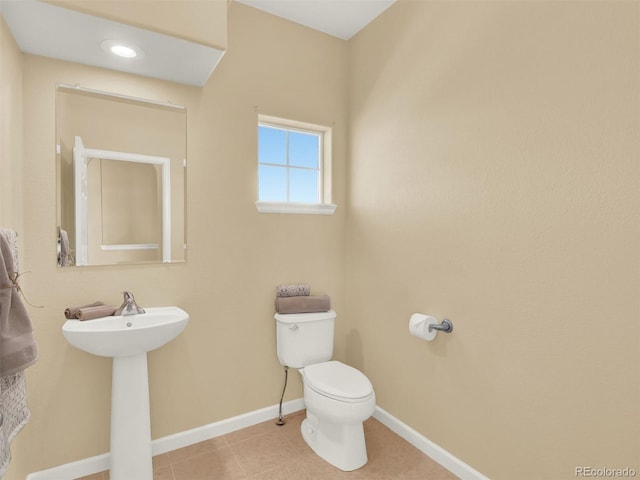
[258,124,320,203]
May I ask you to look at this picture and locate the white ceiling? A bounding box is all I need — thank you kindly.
[236,0,396,40]
[0,0,395,87]
[0,0,224,87]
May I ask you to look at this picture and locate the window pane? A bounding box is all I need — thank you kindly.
[289,131,319,169]
[258,126,286,165]
[289,168,318,203]
[259,165,287,201]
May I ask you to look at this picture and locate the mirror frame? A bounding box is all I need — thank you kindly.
[56,83,186,267]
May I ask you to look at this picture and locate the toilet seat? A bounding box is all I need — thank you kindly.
[304,361,373,403]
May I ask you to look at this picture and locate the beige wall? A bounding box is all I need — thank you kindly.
[0,14,23,233]
[347,1,639,479]
[8,2,347,478]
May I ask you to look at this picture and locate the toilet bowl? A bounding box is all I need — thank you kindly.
[274,310,376,471]
[299,361,376,471]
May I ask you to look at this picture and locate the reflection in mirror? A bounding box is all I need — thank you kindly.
[56,85,186,266]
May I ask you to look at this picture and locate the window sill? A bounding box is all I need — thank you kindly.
[255,201,337,215]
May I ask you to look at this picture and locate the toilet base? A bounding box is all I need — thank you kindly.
[301,413,368,471]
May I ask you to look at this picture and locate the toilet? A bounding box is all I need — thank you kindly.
[275,310,376,471]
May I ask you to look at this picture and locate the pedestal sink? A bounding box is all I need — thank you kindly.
[62,306,189,480]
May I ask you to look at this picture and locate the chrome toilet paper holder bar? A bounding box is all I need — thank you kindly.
[428,318,453,333]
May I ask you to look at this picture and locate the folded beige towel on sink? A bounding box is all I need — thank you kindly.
[73,305,118,321]
[64,302,118,321]
[64,301,105,319]
[275,295,331,314]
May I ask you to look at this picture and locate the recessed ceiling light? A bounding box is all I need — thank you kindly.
[110,44,137,58]
[101,40,145,60]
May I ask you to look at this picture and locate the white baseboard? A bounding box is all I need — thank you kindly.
[152,398,305,456]
[26,398,305,480]
[27,399,487,480]
[373,406,490,480]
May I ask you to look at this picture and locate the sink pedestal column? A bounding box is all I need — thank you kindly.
[110,353,153,480]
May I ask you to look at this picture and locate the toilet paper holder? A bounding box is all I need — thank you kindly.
[428,318,453,333]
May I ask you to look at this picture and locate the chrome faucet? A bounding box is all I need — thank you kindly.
[115,291,145,316]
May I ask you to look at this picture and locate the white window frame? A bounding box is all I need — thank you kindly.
[255,114,336,215]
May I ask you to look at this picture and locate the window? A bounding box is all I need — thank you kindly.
[256,115,336,215]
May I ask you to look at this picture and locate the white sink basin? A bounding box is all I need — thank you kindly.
[62,306,189,357]
[62,305,189,479]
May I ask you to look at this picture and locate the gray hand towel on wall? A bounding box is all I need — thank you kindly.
[0,230,38,377]
[0,371,30,478]
[275,295,331,314]
[0,228,37,478]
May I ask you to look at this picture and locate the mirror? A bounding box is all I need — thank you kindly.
[56,85,186,266]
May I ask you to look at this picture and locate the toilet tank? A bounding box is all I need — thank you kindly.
[275,310,335,368]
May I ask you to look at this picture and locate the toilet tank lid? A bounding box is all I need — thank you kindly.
[274,310,336,324]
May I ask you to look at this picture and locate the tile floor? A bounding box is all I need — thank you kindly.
[77,410,458,479]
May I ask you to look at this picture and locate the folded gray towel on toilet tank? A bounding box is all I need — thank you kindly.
[276,284,311,297]
[275,295,331,314]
